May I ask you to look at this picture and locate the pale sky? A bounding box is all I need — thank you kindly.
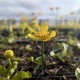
[0,0,80,19]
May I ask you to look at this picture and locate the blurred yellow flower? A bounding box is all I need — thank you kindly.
[20,23,29,29]
[30,18,39,29]
[4,50,14,59]
[27,24,56,42]
[34,23,40,28]
[22,16,28,21]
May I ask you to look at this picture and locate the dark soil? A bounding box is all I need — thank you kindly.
[0,41,80,80]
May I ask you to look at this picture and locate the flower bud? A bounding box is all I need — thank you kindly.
[29,56,34,62]
[4,50,14,58]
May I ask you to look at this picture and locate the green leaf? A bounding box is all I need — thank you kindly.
[67,46,73,56]
[12,71,32,80]
[75,68,80,80]
[8,37,15,43]
[0,76,8,80]
[53,43,61,52]
[61,43,73,58]
[0,65,7,76]
[62,49,67,57]
[34,65,42,71]
[57,53,65,62]
[57,43,73,62]
[35,55,46,65]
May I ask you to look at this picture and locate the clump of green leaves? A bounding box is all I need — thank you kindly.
[50,42,73,62]
[0,50,32,80]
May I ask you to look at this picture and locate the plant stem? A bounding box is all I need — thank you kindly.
[41,41,45,75]
[8,58,11,66]
[42,42,44,64]
[7,58,11,79]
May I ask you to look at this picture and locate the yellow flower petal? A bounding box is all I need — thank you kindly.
[42,37,51,42]
[34,23,40,28]
[28,34,35,38]
[41,24,48,32]
[28,27,38,35]
[49,31,56,38]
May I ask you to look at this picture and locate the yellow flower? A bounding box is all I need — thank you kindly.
[22,16,28,21]
[19,22,29,29]
[27,23,56,42]
[34,23,40,28]
[4,50,14,58]
[30,18,39,29]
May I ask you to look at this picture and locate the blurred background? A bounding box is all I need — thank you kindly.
[0,0,80,24]
[0,0,80,43]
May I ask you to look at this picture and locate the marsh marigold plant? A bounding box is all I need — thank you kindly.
[27,23,56,42]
